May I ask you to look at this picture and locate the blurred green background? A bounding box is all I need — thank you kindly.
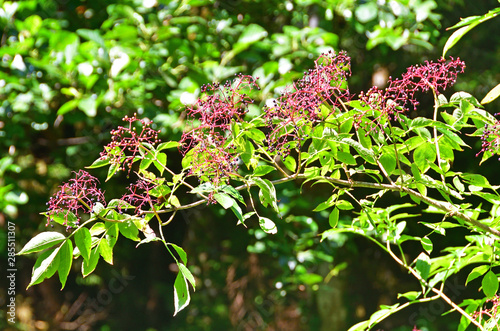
[1,0,500,330]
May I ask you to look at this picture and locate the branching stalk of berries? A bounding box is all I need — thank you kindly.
[20,51,500,328]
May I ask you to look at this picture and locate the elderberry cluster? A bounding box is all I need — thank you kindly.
[180,75,259,186]
[46,170,105,227]
[356,57,465,131]
[264,50,351,155]
[120,179,159,213]
[472,295,500,321]
[100,114,161,174]
[477,120,500,159]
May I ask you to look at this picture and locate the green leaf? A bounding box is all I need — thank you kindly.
[409,117,433,129]
[410,163,422,181]
[86,157,110,169]
[379,153,396,176]
[335,151,357,165]
[397,291,420,300]
[58,240,73,290]
[213,192,235,209]
[136,236,162,248]
[252,177,279,212]
[297,272,323,285]
[78,96,98,117]
[415,252,431,281]
[253,165,275,177]
[283,156,296,172]
[77,29,105,47]
[106,163,120,181]
[466,265,489,285]
[336,200,354,210]
[99,239,113,265]
[482,270,499,298]
[27,247,60,289]
[342,137,376,164]
[444,7,500,57]
[139,156,153,171]
[169,195,181,208]
[356,128,372,149]
[414,142,436,173]
[237,23,267,45]
[481,83,500,104]
[168,243,188,265]
[90,222,106,236]
[178,263,196,290]
[347,320,370,331]
[314,201,332,212]
[82,246,100,277]
[245,128,266,143]
[368,304,400,325]
[437,127,468,149]
[421,236,433,254]
[57,99,79,115]
[157,141,179,151]
[443,25,477,58]
[173,270,190,316]
[329,208,339,227]
[181,148,195,169]
[221,185,245,205]
[18,232,66,255]
[105,223,119,249]
[231,203,245,225]
[118,220,140,241]
[45,211,79,228]
[154,152,167,175]
[453,176,465,193]
[190,182,216,195]
[461,173,491,188]
[259,217,277,234]
[74,227,92,263]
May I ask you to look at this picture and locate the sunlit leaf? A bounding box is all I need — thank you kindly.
[259,217,277,234]
[481,83,500,104]
[482,270,499,298]
[74,227,92,263]
[173,270,190,316]
[27,247,60,289]
[466,265,489,285]
[58,240,73,290]
[18,232,66,255]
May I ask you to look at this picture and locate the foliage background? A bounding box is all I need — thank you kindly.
[1,0,500,330]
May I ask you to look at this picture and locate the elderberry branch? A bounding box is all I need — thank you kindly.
[383,240,484,330]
